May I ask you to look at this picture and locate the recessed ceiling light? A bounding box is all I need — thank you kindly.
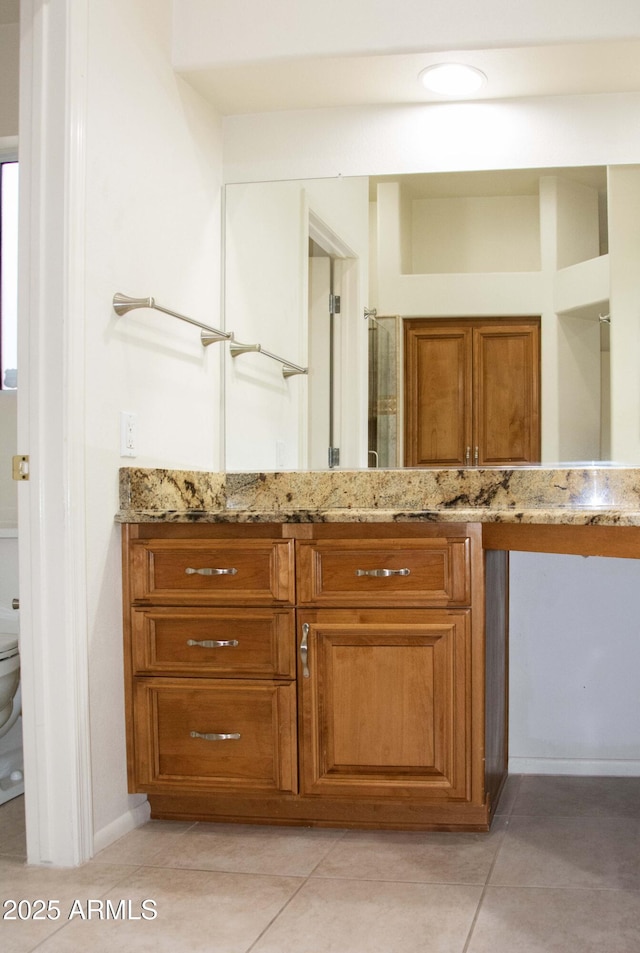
[419,64,487,97]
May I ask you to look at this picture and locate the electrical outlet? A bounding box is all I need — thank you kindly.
[120,412,137,458]
[276,441,286,468]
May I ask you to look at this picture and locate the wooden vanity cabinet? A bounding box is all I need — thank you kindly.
[122,522,507,831]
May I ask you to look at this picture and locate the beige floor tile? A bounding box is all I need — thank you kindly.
[0,795,26,860]
[147,822,345,876]
[93,819,197,866]
[0,794,25,830]
[251,877,482,953]
[467,885,640,953]
[311,817,507,885]
[32,866,303,953]
[0,856,138,953]
[490,815,640,889]
[4,780,640,952]
[0,825,26,859]
[512,774,640,818]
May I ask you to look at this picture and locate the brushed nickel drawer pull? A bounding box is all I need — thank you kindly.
[355,568,411,577]
[185,567,238,576]
[300,623,310,679]
[187,639,239,648]
[190,731,241,741]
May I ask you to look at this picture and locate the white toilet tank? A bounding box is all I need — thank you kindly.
[0,604,23,804]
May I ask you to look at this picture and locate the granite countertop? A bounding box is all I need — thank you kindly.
[116,466,640,526]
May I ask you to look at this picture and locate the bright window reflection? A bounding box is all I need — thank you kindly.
[1,160,18,390]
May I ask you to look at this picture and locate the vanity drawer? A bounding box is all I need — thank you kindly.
[128,538,295,605]
[296,537,471,607]
[133,678,298,794]
[131,607,296,678]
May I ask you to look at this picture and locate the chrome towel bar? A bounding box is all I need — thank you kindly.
[113,292,308,378]
[229,340,308,378]
[113,293,231,346]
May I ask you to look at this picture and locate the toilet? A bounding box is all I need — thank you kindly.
[0,628,23,805]
[0,633,19,724]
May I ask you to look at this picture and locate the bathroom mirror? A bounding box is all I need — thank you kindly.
[223,163,637,471]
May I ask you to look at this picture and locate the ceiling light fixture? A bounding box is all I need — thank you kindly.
[419,63,487,97]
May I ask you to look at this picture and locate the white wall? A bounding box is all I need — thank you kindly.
[224,181,307,470]
[82,0,224,844]
[411,195,540,274]
[554,177,600,269]
[224,177,369,470]
[376,180,546,316]
[172,0,640,68]
[541,175,604,460]
[556,310,602,461]
[0,22,19,137]
[510,552,640,774]
[222,94,640,184]
[608,165,640,465]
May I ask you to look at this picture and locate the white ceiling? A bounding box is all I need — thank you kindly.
[3,1,639,118]
[180,39,640,116]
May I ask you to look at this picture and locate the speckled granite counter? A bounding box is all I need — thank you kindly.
[117,466,640,526]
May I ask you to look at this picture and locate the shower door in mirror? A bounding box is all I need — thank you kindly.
[368,315,402,468]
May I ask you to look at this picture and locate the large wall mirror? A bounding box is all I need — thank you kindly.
[223,164,640,471]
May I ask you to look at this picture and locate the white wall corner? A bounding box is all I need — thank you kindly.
[92,797,151,855]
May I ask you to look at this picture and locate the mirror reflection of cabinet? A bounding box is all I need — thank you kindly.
[404,318,540,468]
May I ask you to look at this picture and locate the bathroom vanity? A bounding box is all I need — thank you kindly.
[118,466,640,831]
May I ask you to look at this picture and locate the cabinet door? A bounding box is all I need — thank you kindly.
[473,324,540,465]
[298,610,470,800]
[133,678,298,794]
[404,318,540,467]
[404,324,472,467]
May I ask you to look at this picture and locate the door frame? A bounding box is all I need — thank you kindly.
[307,207,364,468]
[17,0,93,866]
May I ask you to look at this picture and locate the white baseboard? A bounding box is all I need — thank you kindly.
[92,797,151,856]
[509,757,640,777]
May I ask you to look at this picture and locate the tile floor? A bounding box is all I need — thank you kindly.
[1,775,640,952]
